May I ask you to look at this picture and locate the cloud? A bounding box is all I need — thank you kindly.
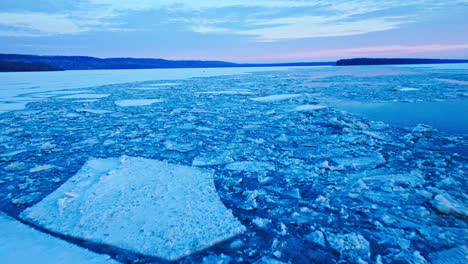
[237,16,411,42]
[1,0,467,40]
[191,26,229,34]
[0,12,86,36]
[87,0,320,10]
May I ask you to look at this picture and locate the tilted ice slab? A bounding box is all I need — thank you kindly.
[251,94,300,102]
[0,213,117,264]
[115,99,163,107]
[20,156,245,261]
[294,104,328,111]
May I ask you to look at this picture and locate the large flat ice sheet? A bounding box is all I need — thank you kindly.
[0,213,117,264]
[20,156,245,261]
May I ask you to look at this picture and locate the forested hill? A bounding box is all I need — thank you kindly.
[0,61,63,72]
[0,54,333,71]
[336,58,468,66]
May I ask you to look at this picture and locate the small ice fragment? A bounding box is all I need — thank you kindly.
[398,88,420,91]
[251,94,300,102]
[252,217,271,229]
[294,105,327,111]
[115,99,163,107]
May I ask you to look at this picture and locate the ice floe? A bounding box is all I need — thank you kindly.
[0,213,117,264]
[114,99,163,107]
[20,156,245,261]
[251,94,300,102]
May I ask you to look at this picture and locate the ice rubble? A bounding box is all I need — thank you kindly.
[20,156,246,261]
[0,213,117,264]
[1,65,467,263]
[114,99,163,107]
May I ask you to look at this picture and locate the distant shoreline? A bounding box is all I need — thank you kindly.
[1,54,467,72]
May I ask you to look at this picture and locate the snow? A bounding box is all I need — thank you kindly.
[251,94,300,102]
[294,104,328,111]
[0,213,117,264]
[20,156,246,261]
[114,99,163,107]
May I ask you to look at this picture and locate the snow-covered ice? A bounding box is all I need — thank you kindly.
[114,99,163,107]
[20,156,246,261]
[0,213,117,264]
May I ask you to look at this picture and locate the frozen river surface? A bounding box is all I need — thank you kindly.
[0,65,467,263]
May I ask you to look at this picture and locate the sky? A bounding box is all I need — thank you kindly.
[0,0,468,62]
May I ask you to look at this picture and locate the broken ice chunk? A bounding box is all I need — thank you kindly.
[29,165,55,173]
[225,161,275,172]
[20,157,246,261]
[164,141,197,153]
[332,155,385,169]
[431,194,468,218]
[115,99,163,107]
[326,232,370,262]
[251,94,300,102]
[192,153,234,166]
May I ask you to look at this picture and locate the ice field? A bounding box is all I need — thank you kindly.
[0,65,467,263]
